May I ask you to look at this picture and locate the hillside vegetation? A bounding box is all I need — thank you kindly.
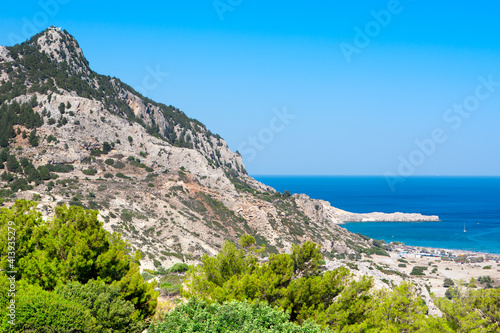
[2,201,498,332]
[0,200,156,332]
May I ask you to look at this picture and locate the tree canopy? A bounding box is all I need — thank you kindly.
[181,236,500,332]
[0,200,157,332]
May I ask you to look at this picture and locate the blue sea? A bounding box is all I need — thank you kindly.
[253,176,500,254]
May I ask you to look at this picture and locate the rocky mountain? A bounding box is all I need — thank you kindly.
[0,27,439,270]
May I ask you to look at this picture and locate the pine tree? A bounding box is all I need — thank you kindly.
[6,155,22,173]
[29,129,39,147]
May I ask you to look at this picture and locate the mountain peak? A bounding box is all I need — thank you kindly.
[28,27,90,74]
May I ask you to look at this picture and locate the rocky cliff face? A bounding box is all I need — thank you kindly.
[0,27,439,270]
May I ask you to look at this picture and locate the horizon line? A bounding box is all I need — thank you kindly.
[250,174,500,177]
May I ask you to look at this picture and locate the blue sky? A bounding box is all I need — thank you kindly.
[2,1,500,176]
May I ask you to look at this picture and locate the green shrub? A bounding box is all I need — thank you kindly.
[121,209,133,222]
[149,298,326,333]
[168,263,189,273]
[105,158,115,165]
[82,169,97,176]
[0,280,93,333]
[1,172,13,182]
[478,276,493,284]
[0,201,158,326]
[46,180,55,191]
[142,271,154,281]
[44,164,74,173]
[58,102,65,114]
[55,280,143,333]
[39,166,51,180]
[360,246,389,257]
[443,278,454,288]
[159,282,182,295]
[410,266,427,276]
[9,177,30,192]
[102,142,111,153]
[116,173,131,179]
[113,161,126,169]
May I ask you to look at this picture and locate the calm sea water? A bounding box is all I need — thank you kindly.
[253,176,500,254]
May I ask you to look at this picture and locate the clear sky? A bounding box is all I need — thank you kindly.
[2,1,500,176]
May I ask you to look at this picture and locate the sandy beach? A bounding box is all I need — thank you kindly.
[370,245,500,297]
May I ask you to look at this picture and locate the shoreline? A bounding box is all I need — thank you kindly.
[388,243,500,260]
[340,222,500,256]
[368,243,500,298]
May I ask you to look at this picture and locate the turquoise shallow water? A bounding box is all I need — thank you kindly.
[253,176,500,254]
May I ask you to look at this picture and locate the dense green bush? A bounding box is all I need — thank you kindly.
[149,298,326,333]
[0,278,93,332]
[360,246,390,257]
[43,164,74,173]
[56,280,142,332]
[167,263,189,273]
[0,201,158,331]
[410,266,427,276]
[478,276,493,284]
[102,142,112,153]
[443,278,455,288]
[82,168,97,176]
[1,172,13,182]
[113,161,126,169]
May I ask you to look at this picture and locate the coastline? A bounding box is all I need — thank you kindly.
[259,176,500,253]
[388,243,500,260]
[369,243,500,298]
